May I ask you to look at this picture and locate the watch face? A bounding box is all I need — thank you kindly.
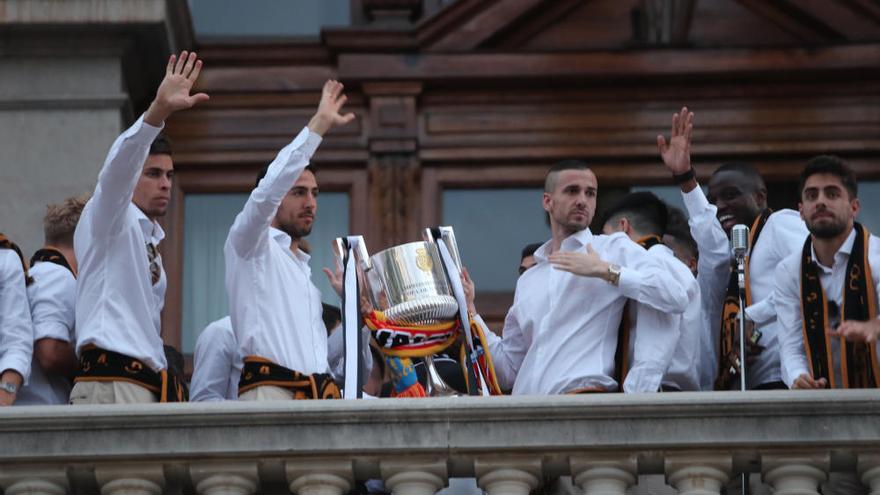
[0,382,16,394]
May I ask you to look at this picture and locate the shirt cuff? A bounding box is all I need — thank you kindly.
[301,129,323,158]
[681,185,710,213]
[33,320,72,342]
[127,114,164,145]
[785,366,810,388]
[0,356,30,386]
[623,365,665,393]
[744,300,776,325]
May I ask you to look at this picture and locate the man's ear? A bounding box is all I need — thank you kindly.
[542,192,552,213]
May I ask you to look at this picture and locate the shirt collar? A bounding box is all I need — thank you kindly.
[533,228,593,261]
[134,205,165,244]
[810,227,856,272]
[270,226,310,262]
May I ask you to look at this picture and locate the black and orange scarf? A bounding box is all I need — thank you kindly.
[715,210,771,390]
[800,223,879,388]
[0,232,33,286]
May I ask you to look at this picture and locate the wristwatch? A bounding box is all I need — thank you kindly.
[607,263,622,286]
[0,381,18,394]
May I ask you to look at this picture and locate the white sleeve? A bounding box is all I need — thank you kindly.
[226,128,322,259]
[85,115,163,238]
[624,306,680,393]
[327,324,373,384]
[0,252,34,384]
[610,236,689,314]
[482,306,528,391]
[27,264,76,343]
[190,321,237,402]
[773,256,810,388]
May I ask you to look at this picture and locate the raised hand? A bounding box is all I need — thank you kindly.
[656,106,694,175]
[548,244,610,279]
[322,263,343,298]
[144,51,210,126]
[308,80,356,136]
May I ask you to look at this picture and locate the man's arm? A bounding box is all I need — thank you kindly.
[190,319,236,402]
[773,257,816,388]
[461,268,525,390]
[624,305,681,393]
[86,51,209,238]
[0,252,34,406]
[225,80,354,259]
[548,237,689,314]
[28,265,78,378]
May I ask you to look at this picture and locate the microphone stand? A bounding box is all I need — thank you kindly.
[736,252,749,495]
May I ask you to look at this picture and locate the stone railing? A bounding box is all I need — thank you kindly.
[0,391,879,495]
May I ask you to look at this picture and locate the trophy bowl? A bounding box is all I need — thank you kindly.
[361,241,459,326]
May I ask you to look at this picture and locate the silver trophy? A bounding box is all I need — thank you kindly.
[334,232,464,396]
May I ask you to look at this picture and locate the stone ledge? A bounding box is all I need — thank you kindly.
[0,391,877,467]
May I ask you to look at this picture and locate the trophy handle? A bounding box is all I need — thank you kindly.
[423,355,459,397]
[423,226,462,269]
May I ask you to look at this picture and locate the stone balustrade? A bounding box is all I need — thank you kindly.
[0,391,878,495]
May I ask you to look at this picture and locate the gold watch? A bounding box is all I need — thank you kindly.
[607,263,622,286]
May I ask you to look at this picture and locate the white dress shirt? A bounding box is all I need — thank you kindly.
[483,229,690,395]
[225,127,330,375]
[16,261,76,405]
[625,243,703,393]
[681,187,808,388]
[190,316,240,401]
[775,228,880,387]
[74,115,168,372]
[0,249,33,385]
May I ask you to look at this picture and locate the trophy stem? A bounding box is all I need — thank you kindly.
[423,355,459,397]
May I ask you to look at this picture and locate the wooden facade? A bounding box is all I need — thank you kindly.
[159,0,880,347]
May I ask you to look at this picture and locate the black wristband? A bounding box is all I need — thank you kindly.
[673,167,696,184]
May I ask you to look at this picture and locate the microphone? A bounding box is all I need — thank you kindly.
[731,224,749,261]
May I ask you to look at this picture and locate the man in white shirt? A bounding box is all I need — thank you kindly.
[775,156,880,390]
[190,316,240,402]
[601,192,703,392]
[0,235,33,406]
[70,51,209,404]
[657,106,808,390]
[773,156,873,495]
[17,195,87,405]
[462,160,690,394]
[225,80,355,401]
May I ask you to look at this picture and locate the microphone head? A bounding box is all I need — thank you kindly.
[731,224,750,256]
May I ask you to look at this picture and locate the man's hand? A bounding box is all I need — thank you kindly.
[656,106,697,192]
[323,262,344,298]
[144,51,210,126]
[0,370,22,406]
[460,267,477,315]
[308,80,356,137]
[792,373,828,390]
[829,319,880,344]
[548,245,610,280]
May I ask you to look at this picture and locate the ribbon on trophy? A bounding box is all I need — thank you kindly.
[431,228,502,396]
[340,236,365,399]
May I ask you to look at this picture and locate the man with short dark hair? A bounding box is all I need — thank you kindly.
[775,155,879,390]
[71,51,208,404]
[225,80,357,401]
[657,107,808,390]
[519,243,542,275]
[462,160,689,394]
[17,195,87,405]
[601,192,702,391]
